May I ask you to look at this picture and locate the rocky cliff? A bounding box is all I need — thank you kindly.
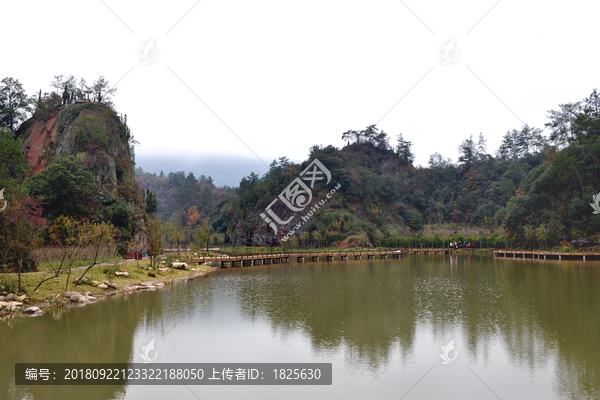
[15,102,147,254]
[17,102,133,193]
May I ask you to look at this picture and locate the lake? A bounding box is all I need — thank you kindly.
[2,254,599,399]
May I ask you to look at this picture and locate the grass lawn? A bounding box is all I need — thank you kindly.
[0,258,213,307]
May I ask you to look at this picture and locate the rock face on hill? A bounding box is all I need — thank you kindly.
[16,102,133,193]
[15,102,147,254]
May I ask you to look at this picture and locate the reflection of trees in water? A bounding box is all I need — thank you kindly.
[2,259,597,398]
[236,259,418,370]
[497,261,600,400]
[0,278,215,400]
[236,257,600,397]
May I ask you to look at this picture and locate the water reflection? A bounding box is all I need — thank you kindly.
[233,256,600,398]
[1,256,599,399]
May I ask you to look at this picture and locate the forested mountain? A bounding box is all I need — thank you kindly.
[135,169,234,234]
[502,89,600,247]
[137,89,600,249]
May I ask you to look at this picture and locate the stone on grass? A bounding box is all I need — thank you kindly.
[17,295,30,303]
[172,262,188,270]
[98,284,108,289]
[90,281,100,287]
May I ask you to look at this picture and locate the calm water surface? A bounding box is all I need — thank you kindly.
[1,255,599,399]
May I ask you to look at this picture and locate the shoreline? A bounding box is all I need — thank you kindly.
[5,248,584,319]
[0,262,218,319]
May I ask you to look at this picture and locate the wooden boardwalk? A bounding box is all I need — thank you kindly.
[186,248,600,268]
[494,250,600,261]
[407,248,454,254]
[194,249,411,267]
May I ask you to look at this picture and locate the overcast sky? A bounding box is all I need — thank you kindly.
[2,0,599,173]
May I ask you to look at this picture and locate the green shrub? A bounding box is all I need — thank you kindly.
[57,105,84,133]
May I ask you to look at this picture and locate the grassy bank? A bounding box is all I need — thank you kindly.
[0,259,213,309]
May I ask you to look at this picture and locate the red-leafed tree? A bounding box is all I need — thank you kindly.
[1,196,47,292]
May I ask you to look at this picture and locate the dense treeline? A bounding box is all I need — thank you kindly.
[222,125,548,247]
[135,169,234,232]
[136,89,600,250]
[502,89,600,248]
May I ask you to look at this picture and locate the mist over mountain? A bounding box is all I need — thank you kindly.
[134,153,272,188]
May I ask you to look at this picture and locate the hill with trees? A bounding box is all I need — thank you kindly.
[0,74,150,280]
[136,90,600,250]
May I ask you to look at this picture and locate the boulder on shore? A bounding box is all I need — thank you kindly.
[172,262,188,270]
[17,295,29,302]
[1,301,24,311]
[115,272,130,278]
